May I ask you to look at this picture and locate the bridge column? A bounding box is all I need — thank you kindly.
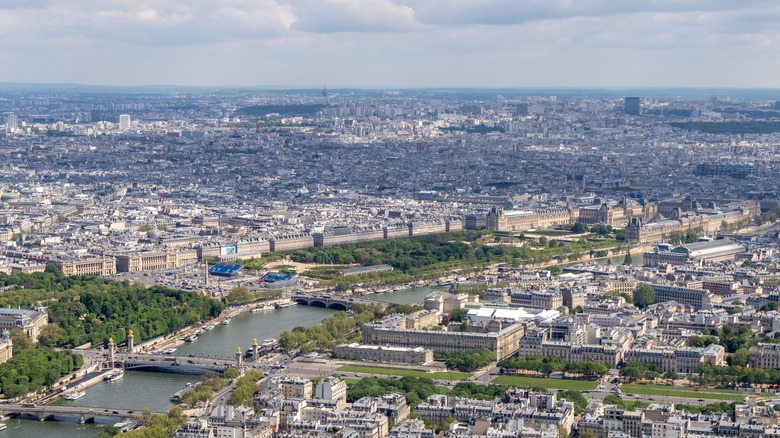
[79,414,86,424]
[108,337,115,368]
[252,338,258,362]
[235,346,242,368]
[127,329,134,354]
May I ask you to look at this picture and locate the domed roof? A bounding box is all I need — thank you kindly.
[0,192,20,201]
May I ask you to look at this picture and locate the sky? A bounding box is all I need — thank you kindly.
[1,0,779,88]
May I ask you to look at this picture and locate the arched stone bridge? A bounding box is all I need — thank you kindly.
[291,293,392,311]
[0,404,165,424]
[117,353,239,374]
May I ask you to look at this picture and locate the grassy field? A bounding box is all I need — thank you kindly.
[620,384,753,401]
[491,376,598,390]
[338,365,471,381]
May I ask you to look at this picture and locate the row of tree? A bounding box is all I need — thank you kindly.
[278,305,384,353]
[498,355,609,378]
[437,349,495,372]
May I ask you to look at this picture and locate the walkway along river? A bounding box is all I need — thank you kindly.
[10,287,436,437]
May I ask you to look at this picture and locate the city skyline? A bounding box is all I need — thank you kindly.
[2,0,780,88]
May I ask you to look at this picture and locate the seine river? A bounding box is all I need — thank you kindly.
[9,287,435,437]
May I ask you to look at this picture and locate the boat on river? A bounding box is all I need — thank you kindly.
[220,317,232,325]
[275,302,292,309]
[65,390,86,400]
[0,423,6,431]
[104,369,125,382]
[202,325,215,331]
[170,382,200,402]
[252,304,274,312]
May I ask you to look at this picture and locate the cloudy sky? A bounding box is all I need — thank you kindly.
[1,0,778,88]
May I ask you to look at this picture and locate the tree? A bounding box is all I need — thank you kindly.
[623,251,633,265]
[10,328,33,351]
[451,309,466,322]
[223,368,240,379]
[571,222,589,234]
[558,390,587,415]
[546,266,561,276]
[761,302,779,312]
[730,348,750,367]
[37,324,66,347]
[664,371,679,380]
[633,284,655,309]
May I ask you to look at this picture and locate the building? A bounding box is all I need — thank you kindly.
[362,320,524,360]
[643,239,745,267]
[0,337,11,364]
[55,257,116,276]
[4,113,18,133]
[273,376,312,400]
[646,283,714,310]
[0,308,48,342]
[314,376,347,408]
[624,97,641,116]
[624,345,726,374]
[269,234,314,252]
[486,206,578,232]
[749,343,780,369]
[118,114,131,131]
[334,343,434,365]
[114,249,196,272]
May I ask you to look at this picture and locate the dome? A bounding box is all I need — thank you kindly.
[0,192,20,202]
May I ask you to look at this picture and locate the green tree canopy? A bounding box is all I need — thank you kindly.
[633,284,655,308]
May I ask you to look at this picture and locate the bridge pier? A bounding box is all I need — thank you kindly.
[79,413,86,424]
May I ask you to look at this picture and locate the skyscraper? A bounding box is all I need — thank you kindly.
[118,114,131,131]
[624,97,641,116]
[4,113,18,133]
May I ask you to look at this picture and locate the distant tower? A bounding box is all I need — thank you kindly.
[127,330,134,354]
[118,114,131,131]
[624,97,641,116]
[235,346,243,368]
[4,113,18,133]
[252,338,258,362]
[321,85,329,98]
[108,338,116,368]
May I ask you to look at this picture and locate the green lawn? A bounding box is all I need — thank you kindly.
[491,376,598,390]
[338,365,471,381]
[620,384,752,401]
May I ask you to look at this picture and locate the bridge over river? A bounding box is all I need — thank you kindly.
[0,404,165,424]
[291,293,393,310]
[117,352,241,374]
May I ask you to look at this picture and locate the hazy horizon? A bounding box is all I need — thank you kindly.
[2,1,779,89]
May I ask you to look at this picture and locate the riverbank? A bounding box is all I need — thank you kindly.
[135,298,291,354]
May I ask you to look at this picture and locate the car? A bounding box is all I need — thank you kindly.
[697,399,704,402]
[648,398,655,401]
[113,411,120,414]
[128,410,134,414]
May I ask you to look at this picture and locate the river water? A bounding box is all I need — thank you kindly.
[14,287,436,437]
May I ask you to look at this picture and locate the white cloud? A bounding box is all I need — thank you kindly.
[0,0,778,87]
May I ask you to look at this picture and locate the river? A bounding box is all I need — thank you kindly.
[14,287,435,436]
